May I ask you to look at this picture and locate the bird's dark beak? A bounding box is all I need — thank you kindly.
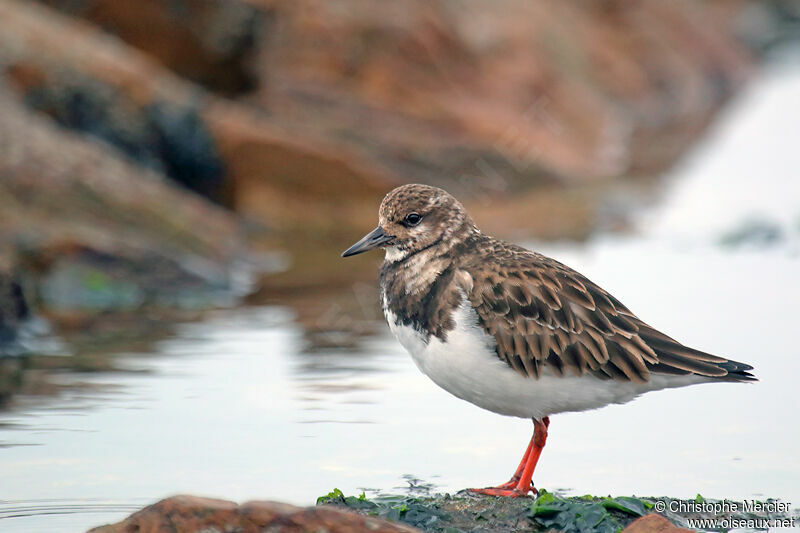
[341,226,394,257]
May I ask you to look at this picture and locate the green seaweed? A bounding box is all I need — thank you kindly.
[600,495,652,516]
[528,490,650,533]
[316,487,379,511]
[317,489,452,529]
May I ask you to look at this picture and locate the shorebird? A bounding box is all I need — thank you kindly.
[342,184,756,497]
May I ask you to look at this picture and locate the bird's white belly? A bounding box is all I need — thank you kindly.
[385,300,704,420]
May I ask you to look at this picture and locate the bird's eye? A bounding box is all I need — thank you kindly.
[404,213,422,227]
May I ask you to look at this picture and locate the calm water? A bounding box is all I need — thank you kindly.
[2,51,800,532]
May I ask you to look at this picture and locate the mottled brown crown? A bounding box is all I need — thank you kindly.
[379,184,471,227]
[376,184,477,261]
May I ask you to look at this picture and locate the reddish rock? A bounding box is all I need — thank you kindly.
[35,0,265,95]
[88,495,420,533]
[28,0,757,192]
[623,513,694,533]
[245,0,753,183]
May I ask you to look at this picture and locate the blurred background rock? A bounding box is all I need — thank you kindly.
[0,0,798,395]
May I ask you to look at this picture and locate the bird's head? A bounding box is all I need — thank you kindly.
[341,183,475,262]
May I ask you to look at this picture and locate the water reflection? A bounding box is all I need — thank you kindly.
[0,499,144,520]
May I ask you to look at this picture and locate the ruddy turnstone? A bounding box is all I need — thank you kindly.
[342,183,756,497]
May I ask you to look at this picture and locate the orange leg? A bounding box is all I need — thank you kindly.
[469,417,549,497]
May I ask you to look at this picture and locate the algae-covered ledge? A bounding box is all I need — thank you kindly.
[317,488,799,532]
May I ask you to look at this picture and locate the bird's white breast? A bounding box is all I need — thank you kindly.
[384,296,706,420]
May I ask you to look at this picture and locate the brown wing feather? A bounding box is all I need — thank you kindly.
[461,241,756,383]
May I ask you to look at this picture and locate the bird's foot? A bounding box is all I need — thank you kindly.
[467,484,536,498]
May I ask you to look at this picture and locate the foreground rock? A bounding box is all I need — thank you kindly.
[624,514,692,533]
[88,495,419,533]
